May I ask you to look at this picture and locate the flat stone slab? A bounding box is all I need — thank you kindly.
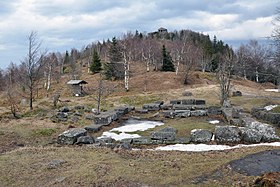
[229,150,280,176]
[142,103,161,111]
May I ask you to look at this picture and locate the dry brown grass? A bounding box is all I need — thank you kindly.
[1,145,278,186]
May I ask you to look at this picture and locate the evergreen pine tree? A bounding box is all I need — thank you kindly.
[90,49,102,73]
[161,45,175,72]
[104,37,124,80]
[108,37,123,63]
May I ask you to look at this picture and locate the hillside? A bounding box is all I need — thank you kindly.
[0,60,280,186]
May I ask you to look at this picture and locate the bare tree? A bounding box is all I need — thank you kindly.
[86,74,115,114]
[19,31,45,110]
[216,50,234,106]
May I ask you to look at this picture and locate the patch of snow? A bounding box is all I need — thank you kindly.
[98,132,141,141]
[209,120,219,124]
[155,142,280,152]
[265,89,280,92]
[98,119,164,141]
[191,129,198,133]
[264,105,278,111]
[110,120,164,133]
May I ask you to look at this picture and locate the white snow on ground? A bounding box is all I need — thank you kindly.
[155,142,280,152]
[265,89,280,92]
[98,120,164,141]
[98,132,141,141]
[264,105,278,111]
[209,120,219,124]
[110,120,164,132]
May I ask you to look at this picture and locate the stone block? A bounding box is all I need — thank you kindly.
[214,126,241,144]
[58,128,87,145]
[207,106,222,116]
[190,110,207,116]
[190,129,213,143]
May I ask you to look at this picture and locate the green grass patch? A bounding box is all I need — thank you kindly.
[31,128,57,137]
[119,94,163,107]
[22,108,49,118]
[271,105,280,113]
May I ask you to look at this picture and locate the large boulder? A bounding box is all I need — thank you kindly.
[239,127,262,143]
[58,128,87,145]
[190,129,213,143]
[151,127,177,141]
[246,122,279,142]
[214,126,241,144]
[93,112,117,125]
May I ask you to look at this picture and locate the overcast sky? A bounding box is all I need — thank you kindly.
[0,0,279,69]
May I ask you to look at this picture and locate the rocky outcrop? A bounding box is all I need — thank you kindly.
[190,129,213,143]
[58,128,87,145]
[214,126,241,144]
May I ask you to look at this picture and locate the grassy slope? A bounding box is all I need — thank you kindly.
[0,61,280,186]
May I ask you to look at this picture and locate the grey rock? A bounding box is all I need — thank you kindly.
[207,106,222,116]
[163,110,175,118]
[246,121,279,142]
[239,127,262,143]
[230,119,240,126]
[173,104,193,110]
[190,129,213,143]
[215,126,241,144]
[232,106,243,119]
[181,99,196,105]
[60,106,70,113]
[114,107,129,115]
[74,105,85,110]
[151,127,177,141]
[93,112,115,125]
[115,142,131,150]
[174,110,191,118]
[170,99,183,105]
[142,103,161,111]
[232,91,242,97]
[97,137,114,144]
[132,137,152,145]
[190,110,207,116]
[222,108,233,121]
[135,109,149,113]
[84,124,103,133]
[154,101,164,105]
[47,159,66,169]
[71,116,79,123]
[85,114,95,120]
[223,100,231,108]
[240,117,255,127]
[76,135,95,144]
[57,128,87,145]
[161,104,173,110]
[195,100,206,105]
[74,111,83,116]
